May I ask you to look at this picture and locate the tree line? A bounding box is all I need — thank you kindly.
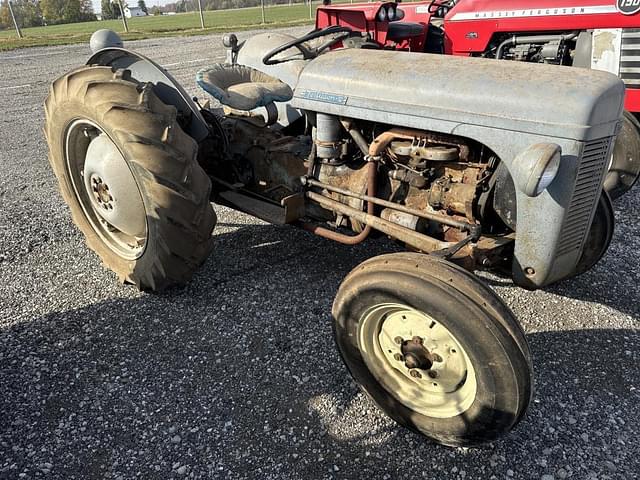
[164,0,302,13]
[0,0,95,28]
[1,0,307,30]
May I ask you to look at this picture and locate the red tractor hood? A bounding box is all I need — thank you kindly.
[445,0,640,54]
[448,0,619,20]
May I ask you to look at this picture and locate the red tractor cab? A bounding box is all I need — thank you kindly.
[316,0,640,198]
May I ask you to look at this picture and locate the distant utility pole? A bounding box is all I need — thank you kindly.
[7,0,22,39]
[261,0,265,24]
[197,0,205,29]
[118,0,129,32]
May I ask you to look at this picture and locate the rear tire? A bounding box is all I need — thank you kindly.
[332,253,532,447]
[44,66,216,290]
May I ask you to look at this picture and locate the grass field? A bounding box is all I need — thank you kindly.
[0,3,321,51]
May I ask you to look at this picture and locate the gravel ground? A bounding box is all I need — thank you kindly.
[1,29,639,480]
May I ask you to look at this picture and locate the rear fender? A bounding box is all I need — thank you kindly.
[87,48,210,143]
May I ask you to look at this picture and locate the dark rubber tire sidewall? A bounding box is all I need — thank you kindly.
[332,253,532,447]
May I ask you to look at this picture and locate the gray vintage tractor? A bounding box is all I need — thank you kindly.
[44,27,624,446]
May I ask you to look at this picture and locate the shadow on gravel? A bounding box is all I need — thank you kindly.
[1,224,638,479]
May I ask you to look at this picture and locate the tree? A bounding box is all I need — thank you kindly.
[150,5,160,15]
[40,0,64,23]
[101,0,114,19]
[2,0,44,27]
[39,0,95,24]
[111,0,121,18]
[137,0,147,14]
[0,1,11,29]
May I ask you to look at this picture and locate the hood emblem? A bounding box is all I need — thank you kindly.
[617,0,640,15]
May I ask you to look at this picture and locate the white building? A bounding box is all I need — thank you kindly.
[124,6,147,18]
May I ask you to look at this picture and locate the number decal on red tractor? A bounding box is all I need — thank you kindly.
[618,0,640,15]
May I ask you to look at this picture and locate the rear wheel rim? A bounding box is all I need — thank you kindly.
[65,119,147,260]
[358,303,477,418]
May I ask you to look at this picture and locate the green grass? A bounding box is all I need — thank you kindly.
[0,3,320,51]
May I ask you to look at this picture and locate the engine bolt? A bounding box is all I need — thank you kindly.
[394,336,403,344]
[409,370,422,379]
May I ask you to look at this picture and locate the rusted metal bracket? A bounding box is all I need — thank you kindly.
[431,234,476,260]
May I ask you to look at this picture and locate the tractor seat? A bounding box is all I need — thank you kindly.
[387,22,427,42]
[196,64,293,111]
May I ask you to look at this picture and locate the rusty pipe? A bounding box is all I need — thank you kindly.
[304,177,480,235]
[302,160,376,245]
[306,191,451,253]
[369,127,470,160]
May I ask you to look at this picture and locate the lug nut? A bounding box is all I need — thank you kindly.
[394,336,403,344]
[428,370,438,379]
[409,370,422,379]
[393,353,403,361]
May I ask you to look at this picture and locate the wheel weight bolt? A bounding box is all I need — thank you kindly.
[409,370,422,379]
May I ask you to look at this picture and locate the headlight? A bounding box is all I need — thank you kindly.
[511,143,562,197]
[377,7,387,22]
[387,5,396,21]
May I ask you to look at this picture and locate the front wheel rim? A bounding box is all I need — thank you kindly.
[358,303,477,419]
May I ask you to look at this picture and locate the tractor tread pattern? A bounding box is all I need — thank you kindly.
[44,65,215,290]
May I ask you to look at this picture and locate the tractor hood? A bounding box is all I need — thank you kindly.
[291,49,624,141]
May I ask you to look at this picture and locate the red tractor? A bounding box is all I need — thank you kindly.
[316,0,640,198]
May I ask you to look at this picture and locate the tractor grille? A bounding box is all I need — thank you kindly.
[620,29,640,89]
[556,138,612,257]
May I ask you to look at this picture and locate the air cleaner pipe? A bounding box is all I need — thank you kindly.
[340,119,370,156]
[306,191,451,253]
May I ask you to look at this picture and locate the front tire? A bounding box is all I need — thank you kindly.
[44,66,216,290]
[605,111,640,200]
[332,253,532,447]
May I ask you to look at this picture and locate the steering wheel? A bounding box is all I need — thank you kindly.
[262,26,353,65]
[427,0,455,15]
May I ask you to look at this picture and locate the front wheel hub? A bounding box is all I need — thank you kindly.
[401,336,434,370]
